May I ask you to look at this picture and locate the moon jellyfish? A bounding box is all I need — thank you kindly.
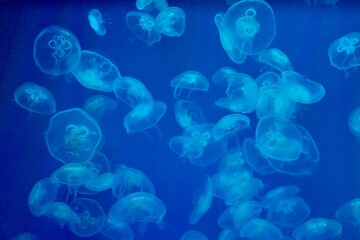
[28,177,59,217]
[255,115,303,161]
[181,231,208,240]
[10,232,38,240]
[155,7,186,37]
[108,192,166,234]
[335,198,360,224]
[72,50,121,92]
[221,0,276,55]
[348,106,360,138]
[34,25,81,75]
[328,32,360,71]
[292,218,342,240]
[101,219,134,240]
[83,95,118,121]
[88,8,109,36]
[42,202,80,228]
[261,185,300,209]
[69,198,106,237]
[14,82,56,115]
[189,176,213,224]
[174,100,206,129]
[281,71,325,104]
[233,201,262,229]
[170,71,209,99]
[211,113,250,140]
[218,147,247,173]
[136,0,169,12]
[168,135,204,159]
[123,101,167,134]
[240,218,283,240]
[126,11,161,45]
[46,108,103,164]
[256,48,293,72]
[212,66,237,86]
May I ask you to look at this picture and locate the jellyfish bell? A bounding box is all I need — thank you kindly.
[174,100,206,129]
[155,7,186,37]
[292,218,342,240]
[88,8,109,36]
[42,202,80,228]
[126,11,161,45]
[170,71,209,99]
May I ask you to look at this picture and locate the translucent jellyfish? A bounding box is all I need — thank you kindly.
[14,82,56,115]
[83,95,117,121]
[328,32,360,71]
[108,192,166,234]
[281,71,325,104]
[335,198,360,224]
[69,198,106,237]
[292,218,342,240]
[10,232,38,240]
[221,0,276,55]
[348,106,360,138]
[113,76,153,108]
[168,135,204,159]
[34,25,81,75]
[88,8,109,36]
[266,196,311,228]
[174,100,206,129]
[112,165,155,199]
[212,66,238,86]
[181,231,208,240]
[123,101,167,134]
[28,177,59,217]
[261,185,300,209]
[101,219,134,240]
[233,201,262,229]
[155,7,186,37]
[42,202,80,228]
[136,0,169,12]
[256,48,293,72]
[170,71,209,99]
[218,147,247,173]
[84,173,114,193]
[126,11,161,45]
[189,176,213,224]
[255,115,303,161]
[240,218,283,240]
[72,50,121,92]
[211,113,250,140]
[45,108,103,164]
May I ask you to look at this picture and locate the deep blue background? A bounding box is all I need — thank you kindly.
[1,0,360,239]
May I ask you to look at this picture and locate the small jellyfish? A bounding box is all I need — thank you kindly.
[240,218,283,240]
[212,66,238,86]
[292,218,342,240]
[155,7,186,37]
[348,106,360,138]
[174,100,206,129]
[45,108,103,164]
[14,82,56,115]
[189,176,213,224]
[170,71,209,99]
[233,201,263,229]
[218,146,247,173]
[211,113,250,140]
[42,202,80,228]
[256,48,293,72]
[181,231,208,240]
[335,198,360,224]
[126,11,161,45]
[101,219,134,240]
[168,135,204,159]
[69,198,106,237]
[34,25,81,75]
[88,8,109,36]
[261,185,300,209]
[83,95,118,121]
[136,0,169,12]
[72,50,121,92]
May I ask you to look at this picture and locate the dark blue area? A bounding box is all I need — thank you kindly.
[1,0,360,239]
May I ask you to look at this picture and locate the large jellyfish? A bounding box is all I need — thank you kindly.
[14,82,56,115]
[170,71,209,99]
[155,7,186,37]
[72,50,121,92]
[292,218,342,240]
[88,8,109,36]
[45,108,103,164]
[126,11,161,45]
[34,25,81,75]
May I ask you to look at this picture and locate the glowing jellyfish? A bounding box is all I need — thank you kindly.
[335,198,360,224]
[155,7,186,37]
[108,192,166,234]
[170,71,209,99]
[88,8,109,36]
[218,147,247,173]
[181,231,208,240]
[136,0,169,12]
[83,95,117,121]
[240,218,283,240]
[255,115,303,161]
[28,177,59,217]
[69,198,106,237]
[212,66,238,86]
[72,50,121,92]
[174,100,206,129]
[126,11,161,45]
[189,176,213,224]
[261,185,300,209]
[233,201,262,229]
[168,135,204,159]
[112,165,155,199]
[348,106,360,138]
[211,113,250,140]
[14,82,56,115]
[123,101,167,134]
[34,25,81,75]
[45,108,103,164]
[281,71,325,104]
[113,76,153,108]
[221,0,276,55]
[292,218,342,240]
[101,219,134,240]
[10,232,38,240]
[42,202,80,228]
[328,32,360,71]
[256,48,293,72]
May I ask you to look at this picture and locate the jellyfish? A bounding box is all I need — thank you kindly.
[211,113,250,140]
[68,198,106,237]
[84,173,114,193]
[181,231,208,240]
[72,50,121,92]
[348,106,360,138]
[126,11,161,45]
[233,201,263,229]
[189,176,213,224]
[261,185,300,209]
[101,219,134,240]
[14,82,56,115]
[335,198,360,224]
[10,232,38,240]
[28,177,59,217]
[42,202,80,228]
[174,100,206,129]
[256,48,293,72]
[240,218,283,240]
[45,108,103,164]
[108,192,166,234]
[83,95,117,121]
[136,0,169,12]
[88,8,109,36]
[168,135,204,159]
[34,25,81,75]
[212,66,238,86]
[328,32,360,72]
[221,0,276,55]
[123,101,167,134]
[155,7,186,37]
[170,71,209,99]
[292,218,342,240]
[218,147,247,173]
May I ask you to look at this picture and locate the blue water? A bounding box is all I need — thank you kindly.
[1,0,360,239]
